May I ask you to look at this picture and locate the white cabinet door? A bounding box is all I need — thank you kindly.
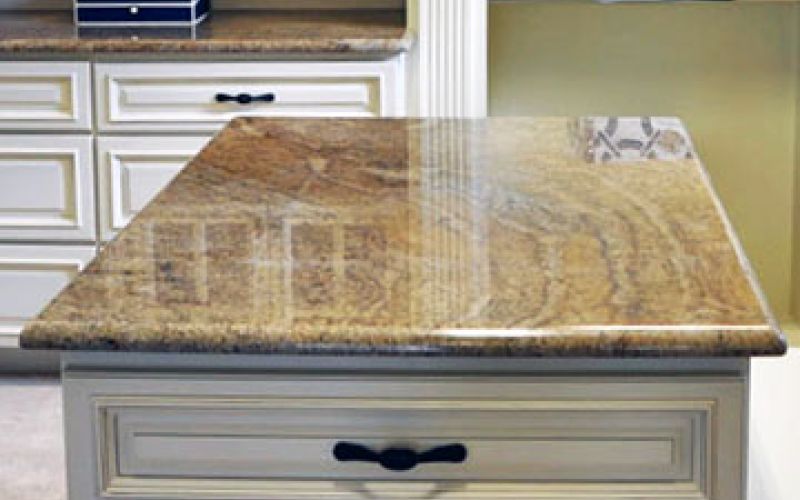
[0,245,95,346]
[96,136,212,241]
[0,62,92,131]
[95,61,404,132]
[0,135,96,241]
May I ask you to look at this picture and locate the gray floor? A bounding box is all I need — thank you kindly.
[0,377,64,500]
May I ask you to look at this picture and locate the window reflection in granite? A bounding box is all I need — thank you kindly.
[103,116,752,330]
[129,119,493,331]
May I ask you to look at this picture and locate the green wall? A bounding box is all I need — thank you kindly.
[490,1,800,333]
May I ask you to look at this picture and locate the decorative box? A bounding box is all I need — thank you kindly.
[74,0,209,27]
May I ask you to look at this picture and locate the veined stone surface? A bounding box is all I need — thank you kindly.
[0,11,410,56]
[20,117,786,356]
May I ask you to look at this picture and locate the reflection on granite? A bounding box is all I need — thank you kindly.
[20,118,785,357]
[0,11,410,55]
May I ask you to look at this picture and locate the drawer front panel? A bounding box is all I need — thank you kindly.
[0,62,91,130]
[111,404,698,482]
[96,136,211,240]
[96,62,403,132]
[0,136,96,241]
[0,245,94,345]
[71,377,736,499]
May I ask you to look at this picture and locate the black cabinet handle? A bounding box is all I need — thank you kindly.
[215,92,275,105]
[332,442,467,472]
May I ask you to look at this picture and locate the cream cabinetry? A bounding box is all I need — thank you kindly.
[96,61,403,132]
[0,62,92,131]
[0,57,406,345]
[96,136,212,241]
[0,135,95,241]
[0,245,94,346]
[62,359,747,500]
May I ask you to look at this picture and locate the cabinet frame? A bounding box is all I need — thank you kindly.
[62,354,748,500]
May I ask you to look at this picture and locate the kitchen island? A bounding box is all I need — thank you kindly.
[21,117,785,499]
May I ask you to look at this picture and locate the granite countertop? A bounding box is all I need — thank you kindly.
[20,117,786,357]
[0,10,411,56]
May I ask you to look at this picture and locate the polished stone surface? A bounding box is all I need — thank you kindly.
[20,117,786,356]
[0,11,410,56]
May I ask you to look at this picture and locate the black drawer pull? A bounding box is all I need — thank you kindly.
[332,442,467,472]
[215,93,275,105]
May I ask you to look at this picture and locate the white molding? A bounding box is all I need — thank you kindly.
[407,0,488,117]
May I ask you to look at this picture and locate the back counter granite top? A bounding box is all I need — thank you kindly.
[0,10,410,56]
[19,117,785,357]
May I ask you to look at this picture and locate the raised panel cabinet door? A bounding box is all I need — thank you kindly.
[95,60,405,132]
[0,62,92,131]
[96,136,212,240]
[0,244,95,346]
[108,402,700,483]
[0,135,96,241]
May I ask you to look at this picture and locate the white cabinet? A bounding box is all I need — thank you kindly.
[0,62,92,131]
[95,61,404,132]
[0,56,406,348]
[65,370,743,500]
[0,135,95,241]
[0,245,94,346]
[96,136,212,241]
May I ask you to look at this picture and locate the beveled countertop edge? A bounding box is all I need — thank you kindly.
[0,33,415,56]
[686,118,789,357]
[20,320,787,357]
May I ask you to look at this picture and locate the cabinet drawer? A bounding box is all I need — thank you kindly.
[95,61,403,132]
[111,402,699,482]
[73,376,735,499]
[0,62,91,130]
[0,245,94,346]
[97,136,211,240]
[0,136,96,241]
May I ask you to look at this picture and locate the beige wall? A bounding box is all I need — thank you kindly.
[489,1,799,333]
